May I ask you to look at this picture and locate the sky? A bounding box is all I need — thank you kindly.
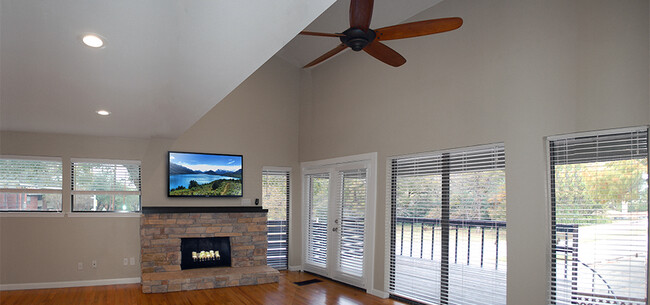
[169,152,242,172]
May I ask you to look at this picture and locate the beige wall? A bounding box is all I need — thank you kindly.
[299,0,648,304]
[0,132,154,284]
[0,56,302,284]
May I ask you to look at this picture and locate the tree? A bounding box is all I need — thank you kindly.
[189,180,200,189]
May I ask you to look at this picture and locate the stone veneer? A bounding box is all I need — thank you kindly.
[140,207,279,293]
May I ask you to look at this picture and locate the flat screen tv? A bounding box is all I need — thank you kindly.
[168,151,243,197]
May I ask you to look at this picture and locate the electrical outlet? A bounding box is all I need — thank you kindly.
[129,257,135,265]
[92,260,97,268]
[77,262,83,270]
[123,258,128,266]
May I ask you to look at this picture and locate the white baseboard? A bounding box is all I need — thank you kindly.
[368,288,389,299]
[288,265,302,272]
[0,277,141,291]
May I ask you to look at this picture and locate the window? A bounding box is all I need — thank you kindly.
[0,156,62,212]
[389,144,506,305]
[71,159,141,212]
[262,168,290,270]
[548,128,648,305]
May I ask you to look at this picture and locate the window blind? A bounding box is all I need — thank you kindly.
[0,156,62,211]
[305,173,330,268]
[548,128,648,305]
[71,159,141,212]
[389,144,506,305]
[262,168,290,270]
[336,168,367,277]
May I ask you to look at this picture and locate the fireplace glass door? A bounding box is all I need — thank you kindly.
[180,237,231,270]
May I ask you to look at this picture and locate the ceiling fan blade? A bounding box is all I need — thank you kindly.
[349,0,373,31]
[299,31,345,38]
[375,17,463,41]
[363,40,406,67]
[303,44,349,68]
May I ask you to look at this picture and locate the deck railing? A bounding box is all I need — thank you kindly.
[267,220,288,270]
[395,217,507,269]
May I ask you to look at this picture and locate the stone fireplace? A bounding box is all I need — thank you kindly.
[140,207,279,293]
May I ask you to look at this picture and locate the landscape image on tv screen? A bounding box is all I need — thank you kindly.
[168,152,243,197]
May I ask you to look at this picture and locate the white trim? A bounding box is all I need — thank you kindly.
[66,212,141,218]
[301,152,377,171]
[0,188,62,193]
[262,166,292,172]
[71,190,141,195]
[288,265,302,272]
[545,125,648,141]
[0,212,64,217]
[71,158,141,165]
[0,277,141,291]
[384,156,393,296]
[369,289,390,299]
[0,155,62,162]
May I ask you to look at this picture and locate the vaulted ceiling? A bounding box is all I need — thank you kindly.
[0,0,443,139]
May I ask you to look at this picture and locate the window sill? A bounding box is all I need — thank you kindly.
[0,212,64,217]
[66,212,141,218]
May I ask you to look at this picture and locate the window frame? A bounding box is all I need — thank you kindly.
[385,143,507,305]
[0,155,63,213]
[546,126,649,305]
[262,166,292,270]
[70,158,142,213]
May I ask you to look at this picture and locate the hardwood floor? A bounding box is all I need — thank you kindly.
[0,271,406,305]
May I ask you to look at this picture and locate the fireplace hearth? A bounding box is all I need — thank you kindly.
[181,237,231,270]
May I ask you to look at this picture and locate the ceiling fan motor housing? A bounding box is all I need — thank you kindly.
[340,28,376,51]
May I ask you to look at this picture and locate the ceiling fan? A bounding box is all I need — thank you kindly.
[300,0,463,68]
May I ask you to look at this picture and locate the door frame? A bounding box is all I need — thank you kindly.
[300,152,378,292]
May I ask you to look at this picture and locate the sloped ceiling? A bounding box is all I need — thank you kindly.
[0,0,445,139]
[0,0,335,138]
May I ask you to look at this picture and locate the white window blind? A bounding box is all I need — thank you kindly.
[548,128,648,305]
[389,144,506,305]
[305,173,330,268]
[0,156,62,211]
[71,159,141,212]
[262,168,290,270]
[336,168,367,277]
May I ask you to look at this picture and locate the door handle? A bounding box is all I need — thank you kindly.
[332,227,338,232]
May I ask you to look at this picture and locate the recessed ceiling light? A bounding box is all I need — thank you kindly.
[82,34,104,48]
[96,110,111,116]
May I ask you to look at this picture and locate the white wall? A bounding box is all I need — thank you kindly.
[299,0,649,304]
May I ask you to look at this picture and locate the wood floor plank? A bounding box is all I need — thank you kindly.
[0,271,405,305]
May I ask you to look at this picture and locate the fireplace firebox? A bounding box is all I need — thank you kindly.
[180,237,231,270]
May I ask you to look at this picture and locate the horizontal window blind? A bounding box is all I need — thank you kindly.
[0,156,62,211]
[549,128,648,305]
[337,168,367,277]
[305,173,329,268]
[389,144,506,305]
[71,159,141,212]
[262,169,290,270]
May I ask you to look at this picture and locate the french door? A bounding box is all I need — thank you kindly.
[302,156,375,289]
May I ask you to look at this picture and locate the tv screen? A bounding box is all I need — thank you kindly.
[168,151,243,197]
